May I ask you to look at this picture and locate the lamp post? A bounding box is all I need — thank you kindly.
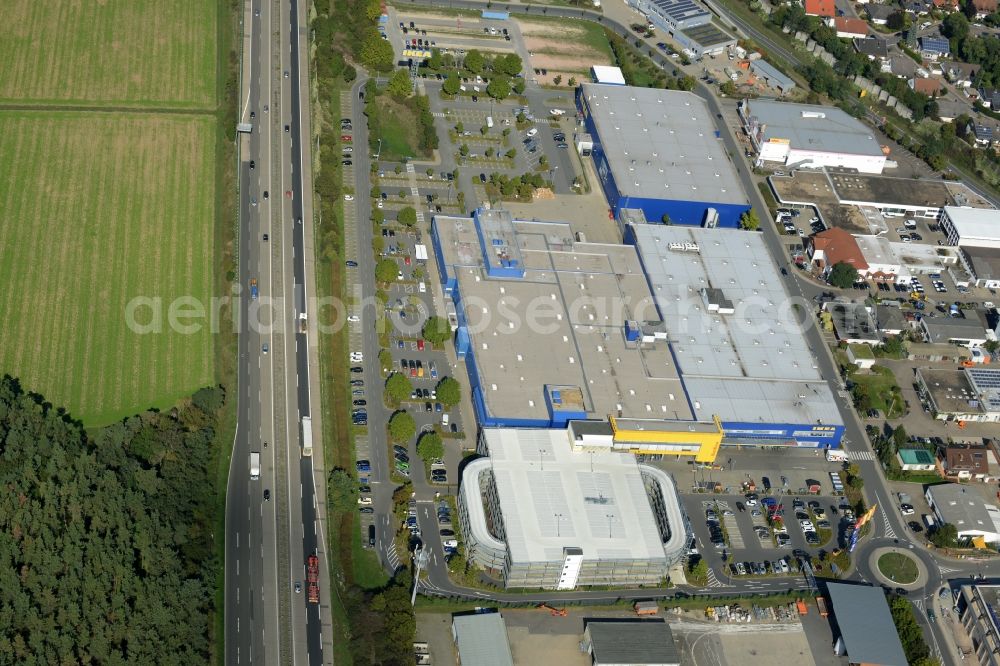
[555,512,563,538]
[375,137,383,162]
[606,513,615,539]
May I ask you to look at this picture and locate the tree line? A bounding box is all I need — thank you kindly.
[0,375,222,663]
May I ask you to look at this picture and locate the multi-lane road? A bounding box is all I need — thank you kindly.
[225,0,325,664]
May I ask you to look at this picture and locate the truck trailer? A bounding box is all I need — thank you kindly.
[301,416,313,457]
[250,451,260,480]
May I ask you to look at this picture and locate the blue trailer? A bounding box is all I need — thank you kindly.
[482,10,509,19]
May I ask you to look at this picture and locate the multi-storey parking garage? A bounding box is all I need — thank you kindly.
[457,424,689,590]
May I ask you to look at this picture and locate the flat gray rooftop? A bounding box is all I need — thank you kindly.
[826,583,908,666]
[743,99,884,157]
[452,613,514,666]
[586,620,680,665]
[630,224,842,425]
[580,83,745,206]
[478,428,679,565]
[917,368,976,414]
[435,213,691,422]
[923,315,988,343]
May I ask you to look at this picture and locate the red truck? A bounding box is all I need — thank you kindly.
[307,553,319,604]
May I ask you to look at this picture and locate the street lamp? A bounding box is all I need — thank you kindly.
[555,512,564,537]
[375,138,383,162]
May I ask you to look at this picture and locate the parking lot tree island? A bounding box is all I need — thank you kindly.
[397,206,418,227]
[375,258,398,283]
[388,410,417,443]
[417,432,444,461]
[422,316,452,346]
[385,372,413,405]
[436,376,461,407]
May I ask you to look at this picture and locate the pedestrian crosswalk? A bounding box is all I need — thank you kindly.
[938,566,960,575]
[846,450,877,462]
[880,511,897,540]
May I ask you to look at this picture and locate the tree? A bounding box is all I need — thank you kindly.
[828,261,859,289]
[436,376,461,407]
[360,32,394,72]
[886,11,908,31]
[739,209,760,231]
[487,75,511,99]
[443,71,461,95]
[428,48,443,70]
[660,213,672,225]
[389,411,417,442]
[459,143,469,157]
[554,74,563,85]
[454,121,464,134]
[942,11,970,43]
[464,49,485,74]
[929,522,958,548]
[387,69,412,99]
[505,148,517,159]
[495,53,523,76]
[720,80,737,96]
[375,258,398,283]
[342,64,357,83]
[568,77,577,87]
[385,372,413,403]
[688,557,708,582]
[417,432,444,461]
[422,316,452,345]
[328,468,358,512]
[512,78,526,94]
[880,334,906,358]
[397,206,418,227]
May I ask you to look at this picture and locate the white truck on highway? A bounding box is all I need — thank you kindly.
[302,416,313,457]
[250,451,261,480]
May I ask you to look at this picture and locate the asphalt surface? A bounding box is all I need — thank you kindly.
[225,0,324,663]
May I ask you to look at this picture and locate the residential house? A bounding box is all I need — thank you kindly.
[919,36,951,59]
[854,37,889,61]
[898,448,937,471]
[809,228,869,275]
[941,61,980,88]
[910,77,943,96]
[933,0,960,9]
[974,0,998,18]
[875,303,907,335]
[890,55,920,79]
[866,3,896,25]
[835,17,870,39]
[979,87,1000,108]
[970,121,995,147]
[941,445,991,481]
[904,0,932,13]
[805,0,836,18]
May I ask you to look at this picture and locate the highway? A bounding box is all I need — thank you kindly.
[225,0,326,663]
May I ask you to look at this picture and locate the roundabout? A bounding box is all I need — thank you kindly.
[862,543,932,591]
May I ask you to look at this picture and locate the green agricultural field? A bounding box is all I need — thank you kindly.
[0,0,216,107]
[0,112,216,425]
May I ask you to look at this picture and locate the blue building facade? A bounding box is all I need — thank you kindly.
[576,87,750,227]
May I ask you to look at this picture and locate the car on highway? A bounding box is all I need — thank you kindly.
[294,582,302,593]
[350,366,363,373]
[262,343,268,354]
[250,160,255,169]
[264,489,270,501]
[285,124,290,132]
[263,233,268,241]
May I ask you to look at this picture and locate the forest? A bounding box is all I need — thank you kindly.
[0,374,220,663]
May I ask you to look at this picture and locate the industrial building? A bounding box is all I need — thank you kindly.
[630,0,711,34]
[583,620,681,666]
[941,206,1000,248]
[920,315,989,348]
[451,612,514,666]
[457,426,689,590]
[958,584,1000,664]
[431,210,844,452]
[431,209,695,431]
[577,83,749,227]
[916,366,1000,422]
[825,583,908,666]
[925,483,1000,544]
[739,99,887,174]
[628,224,845,448]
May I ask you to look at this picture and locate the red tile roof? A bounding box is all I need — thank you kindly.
[805,0,836,16]
[933,0,959,8]
[944,446,989,475]
[835,17,870,36]
[912,77,942,95]
[811,228,868,271]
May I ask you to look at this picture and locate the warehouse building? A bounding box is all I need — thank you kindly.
[629,0,711,33]
[627,224,845,448]
[577,83,749,227]
[826,583,908,666]
[925,483,1000,544]
[739,99,887,174]
[457,426,689,590]
[452,612,514,666]
[583,620,681,666]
